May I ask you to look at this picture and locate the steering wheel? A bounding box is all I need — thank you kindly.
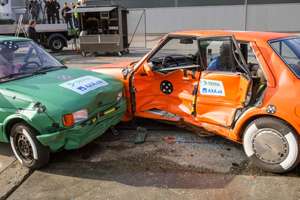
[162,56,180,68]
[18,61,40,72]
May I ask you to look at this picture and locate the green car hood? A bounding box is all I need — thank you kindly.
[1,68,124,115]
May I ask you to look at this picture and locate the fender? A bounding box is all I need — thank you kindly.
[0,114,47,143]
[233,107,300,140]
[46,33,68,47]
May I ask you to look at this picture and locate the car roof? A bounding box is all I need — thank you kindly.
[0,36,31,43]
[168,30,297,42]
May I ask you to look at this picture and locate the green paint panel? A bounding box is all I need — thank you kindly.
[0,38,126,152]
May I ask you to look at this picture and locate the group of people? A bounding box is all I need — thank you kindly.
[61,2,81,29]
[29,0,81,28]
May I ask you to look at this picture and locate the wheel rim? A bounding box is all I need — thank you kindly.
[15,133,34,164]
[53,40,62,50]
[252,128,289,164]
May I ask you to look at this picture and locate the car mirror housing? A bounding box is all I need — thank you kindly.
[60,57,67,65]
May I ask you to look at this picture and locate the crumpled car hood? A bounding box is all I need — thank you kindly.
[1,68,124,113]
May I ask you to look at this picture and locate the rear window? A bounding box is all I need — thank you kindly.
[270,37,300,77]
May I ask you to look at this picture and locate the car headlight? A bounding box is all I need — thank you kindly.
[63,109,88,127]
[117,91,124,101]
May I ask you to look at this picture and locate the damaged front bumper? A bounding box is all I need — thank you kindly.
[36,99,126,151]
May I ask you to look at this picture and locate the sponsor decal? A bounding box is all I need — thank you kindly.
[200,79,225,96]
[60,76,108,95]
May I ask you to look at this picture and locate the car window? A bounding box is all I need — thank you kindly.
[147,37,199,72]
[270,38,300,77]
[200,39,239,72]
[0,40,64,82]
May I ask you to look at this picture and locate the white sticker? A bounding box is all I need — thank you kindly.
[199,79,225,96]
[60,76,108,95]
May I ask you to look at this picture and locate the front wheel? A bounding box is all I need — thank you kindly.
[10,122,50,169]
[243,117,300,173]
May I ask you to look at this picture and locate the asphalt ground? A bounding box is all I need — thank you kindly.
[1,34,300,199]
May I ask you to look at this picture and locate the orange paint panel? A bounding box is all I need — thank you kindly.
[134,66,196,118]
[197,104,236,126]
[250,42,276,87]
[196,72,249,126]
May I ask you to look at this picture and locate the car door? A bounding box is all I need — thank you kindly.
[195,35,252,127]
[131,36,201,121]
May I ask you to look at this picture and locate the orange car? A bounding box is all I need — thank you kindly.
[88,30,300,173]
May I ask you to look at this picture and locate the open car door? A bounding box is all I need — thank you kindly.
[195,35,252,128]
[131,36,202,121]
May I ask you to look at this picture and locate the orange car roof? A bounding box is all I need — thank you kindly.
[167,30,297,42]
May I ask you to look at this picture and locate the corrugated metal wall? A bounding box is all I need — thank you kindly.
[87,0,300,8]
[142,3,300,33]
[10,0,300,33]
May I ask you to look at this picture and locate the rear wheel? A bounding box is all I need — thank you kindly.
[10,122,50,169]
[243,117,300,173]
[50,37,64,52]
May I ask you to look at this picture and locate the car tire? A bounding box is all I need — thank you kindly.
[10,122,50,169]
[50,37,64,52]
[243,117,300,173]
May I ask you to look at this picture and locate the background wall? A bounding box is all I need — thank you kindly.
[10,1,300,33]
[143,3,300,33]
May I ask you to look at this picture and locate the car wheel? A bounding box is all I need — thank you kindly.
[50,37,64,52]
[243,117,300,173]
[10,122,50,169]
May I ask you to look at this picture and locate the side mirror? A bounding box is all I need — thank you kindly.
[60,57,67,65]
[143,62,154,77]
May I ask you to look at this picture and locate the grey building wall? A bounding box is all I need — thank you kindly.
[143,3,300,33]
[10,1,300,33]
[86,0,300,8]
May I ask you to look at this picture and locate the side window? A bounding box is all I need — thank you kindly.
[200,40,236,72]
[271,40,299,66]
[147,37,199,73]
[270,38,300,77]
[240,42,266,85]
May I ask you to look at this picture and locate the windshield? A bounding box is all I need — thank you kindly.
[270,37,300,77]
[0,40,64,82]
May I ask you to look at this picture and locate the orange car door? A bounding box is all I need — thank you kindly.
[132,61,201,120]
[195,35,252,127]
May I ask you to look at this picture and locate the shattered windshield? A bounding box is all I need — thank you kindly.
[270,37,300,77]
[0,40,64,82]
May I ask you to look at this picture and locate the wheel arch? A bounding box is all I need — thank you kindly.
[237,114,299,140]
[2,116,44,143]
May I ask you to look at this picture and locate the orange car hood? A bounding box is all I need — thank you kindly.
[87,60,137,80]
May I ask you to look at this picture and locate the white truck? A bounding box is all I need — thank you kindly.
[0,0,77,52]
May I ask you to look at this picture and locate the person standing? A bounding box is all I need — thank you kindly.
[45,0,56,24]
[70,2,77,28]
[61,2,73,29]
[29,0,40,23]
[24,20,40,62]
[53,0,61,24]
[28,20,40,43]
[74,2,81,28]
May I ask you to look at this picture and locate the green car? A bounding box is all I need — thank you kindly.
[0,37,126,169]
